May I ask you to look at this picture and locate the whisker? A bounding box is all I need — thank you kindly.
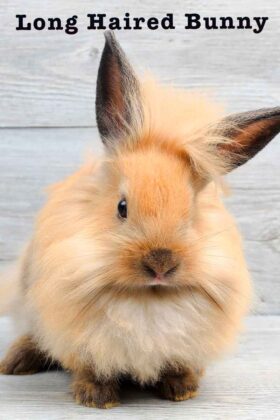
[196,269,245,297]
[187,227,234,247]
[196,284,225,314]
[202,254,234,260]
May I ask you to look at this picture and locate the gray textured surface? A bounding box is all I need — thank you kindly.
[0,316,279,419]
[0,0,279,127]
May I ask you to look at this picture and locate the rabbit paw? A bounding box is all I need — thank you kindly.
[0,335,58,375]
[72,375,120,409]
[157,367,200,401]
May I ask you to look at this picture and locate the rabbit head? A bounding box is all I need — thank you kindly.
[89,31,280,292]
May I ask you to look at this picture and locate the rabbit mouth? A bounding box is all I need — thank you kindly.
[144,274,178,288]
[146,278,170,287]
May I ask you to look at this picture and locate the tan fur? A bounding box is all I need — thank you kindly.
[1,78,252,395]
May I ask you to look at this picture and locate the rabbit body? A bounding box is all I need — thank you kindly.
[1,32,279,408]
[13,153,251,384]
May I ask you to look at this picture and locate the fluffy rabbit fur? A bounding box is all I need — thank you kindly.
[0,32,279,409]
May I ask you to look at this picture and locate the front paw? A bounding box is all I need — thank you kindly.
[0,335,54,375]
[158,368,199,402]
[72,377,120,409]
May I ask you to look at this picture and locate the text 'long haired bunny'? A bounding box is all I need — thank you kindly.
[0,31,279,409]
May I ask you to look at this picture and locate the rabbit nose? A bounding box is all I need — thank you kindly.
[141,248,179,278]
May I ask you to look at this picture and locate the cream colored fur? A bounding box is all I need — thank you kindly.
[1,80,252,384]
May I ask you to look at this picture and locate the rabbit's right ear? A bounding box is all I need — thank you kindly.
[96,31,143,149]
[215,107,280,171]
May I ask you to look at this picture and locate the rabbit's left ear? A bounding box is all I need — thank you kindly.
[216,107,280,171]
[96,31,142,148]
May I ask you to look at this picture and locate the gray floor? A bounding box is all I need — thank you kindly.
[0,316,279,420]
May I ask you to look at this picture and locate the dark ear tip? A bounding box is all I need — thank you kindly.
[253,106,280,120]
[104,30,116,47]
[270,107,280,119]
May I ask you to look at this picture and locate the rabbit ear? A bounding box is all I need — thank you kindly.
[216,107,280,171]
[95,31,142,147]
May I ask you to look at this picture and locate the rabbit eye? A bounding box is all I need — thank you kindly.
[117,199,127,219]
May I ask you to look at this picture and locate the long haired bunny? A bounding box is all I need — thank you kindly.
[0,32,279,409]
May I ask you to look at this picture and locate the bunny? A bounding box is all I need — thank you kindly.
[0,31,279,409]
